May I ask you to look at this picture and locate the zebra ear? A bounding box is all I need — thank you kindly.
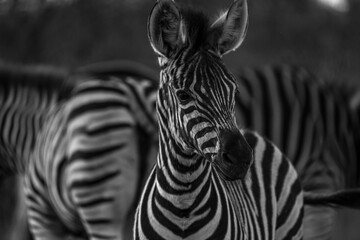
[148,0,186,59]
[208,0,248,56]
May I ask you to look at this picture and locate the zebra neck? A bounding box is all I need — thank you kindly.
[158,129,209,177]
[156,129,215,206]
[150,149,240,237]
[138,118,243,238]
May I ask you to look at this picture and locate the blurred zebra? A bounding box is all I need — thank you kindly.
[134,0,305,239]
[0,60,158,239]
[235,64,360,239]
[0,63,70,240]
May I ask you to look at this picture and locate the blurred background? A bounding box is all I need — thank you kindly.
[0,0,359,86]
[0,0,359,239]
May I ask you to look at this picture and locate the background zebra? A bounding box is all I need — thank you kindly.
[0,60,158,239]
[234,64,360,239]
[134,0,305,239]
[0,62,70,240]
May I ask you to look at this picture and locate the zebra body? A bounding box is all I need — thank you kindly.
[135,0,304,239]
[135,130,303,240]
[0,62,158,239]
[235,65,360,190]
[0,63,71,240]
[0,64,71,174]
[235,65,360,239]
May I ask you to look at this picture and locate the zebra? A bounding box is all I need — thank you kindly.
[74,61,360,239]
[134,0,305,239]
[0,60,158,239]
[234,65,360,239]
[0,63,71,240]
[76,63,360,239]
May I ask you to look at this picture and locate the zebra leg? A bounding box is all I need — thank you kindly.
[304,206,336,240]
[67,123,141,240]
[25,160,83,240]
[10,175,32,240]
[303,187,338,240]
[301,150,343,240]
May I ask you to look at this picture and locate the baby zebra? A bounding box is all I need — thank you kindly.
[134,0,304,239]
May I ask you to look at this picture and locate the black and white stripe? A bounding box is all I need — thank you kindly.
[235,65,360,190]
[0,61,158,239]
[235,64,360,239]
[134,1,304,239]
[135,130,304,240]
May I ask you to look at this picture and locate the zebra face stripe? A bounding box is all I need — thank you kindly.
[157,51,253,180]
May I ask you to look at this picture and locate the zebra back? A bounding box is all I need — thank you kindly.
[235,64,360,190]
[23,60,160,239]
[304,188,360,209]
[74,60,159,212]
[74,60,159,138]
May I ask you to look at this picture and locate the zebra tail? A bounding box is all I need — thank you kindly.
[304,189,360,209]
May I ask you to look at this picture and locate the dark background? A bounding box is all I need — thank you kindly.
[0,0,359,239]
[0,0,360,86]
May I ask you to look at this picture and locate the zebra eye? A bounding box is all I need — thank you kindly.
[176,90,191,103]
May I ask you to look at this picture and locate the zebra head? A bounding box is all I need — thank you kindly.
[148,0,253,181]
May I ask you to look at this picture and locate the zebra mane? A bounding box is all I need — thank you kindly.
[177,7,212,53]
[0,61,74,100]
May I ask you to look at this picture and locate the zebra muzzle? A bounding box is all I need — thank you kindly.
[215,129,253,180]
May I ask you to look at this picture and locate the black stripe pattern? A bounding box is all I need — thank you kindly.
[235,64,360,239]
[135,1,304,239]
[135,130,304,239]
[0,62,158,239]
